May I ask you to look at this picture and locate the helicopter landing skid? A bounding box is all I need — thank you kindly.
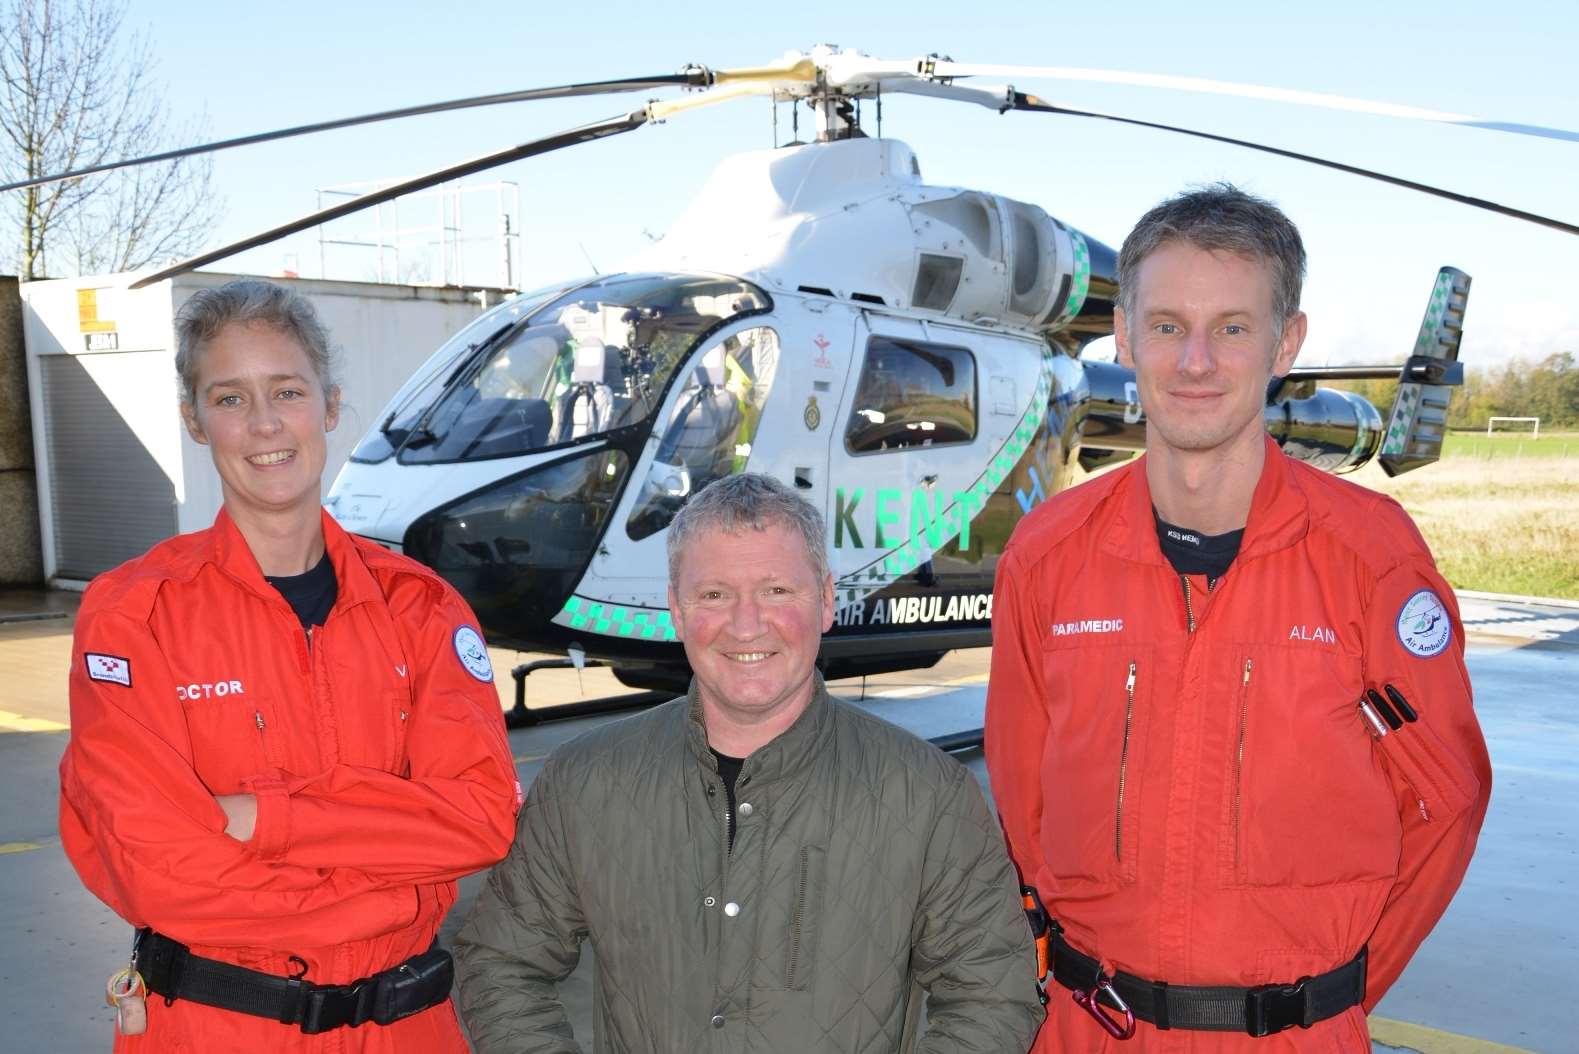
[506,659,984,751]
[506,657,672,729]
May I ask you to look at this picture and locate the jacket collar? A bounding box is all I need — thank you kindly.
[1102,434,1309,566]
[201,506,386,614]
[684,674,834,786]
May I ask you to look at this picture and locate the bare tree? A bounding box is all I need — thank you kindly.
[0,0,220,279]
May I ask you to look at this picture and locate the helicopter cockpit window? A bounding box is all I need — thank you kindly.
[845,336,977,454]
[625,326,782,542]
[349,280,580,464]
[393,273,771,464]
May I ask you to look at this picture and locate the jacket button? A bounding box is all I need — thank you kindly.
[711,1014,725,1029]
[737,801,753,818]
[704,896,716,907]
[724,901,740,917]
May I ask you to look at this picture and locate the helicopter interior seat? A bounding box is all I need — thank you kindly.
[659,359,742,485]
[554,343,624,443]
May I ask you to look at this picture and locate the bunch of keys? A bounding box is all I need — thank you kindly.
[106,957,147,1036]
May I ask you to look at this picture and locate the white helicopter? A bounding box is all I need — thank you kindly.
[18,46,1574,717]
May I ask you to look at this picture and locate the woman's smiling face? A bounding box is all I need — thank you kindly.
[181,321,340,523]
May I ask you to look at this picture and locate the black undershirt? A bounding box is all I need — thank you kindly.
[1154,510,1244,587]
[265,552,338,632]
[711,749,745,849]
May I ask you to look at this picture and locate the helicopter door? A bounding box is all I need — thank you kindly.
[584,309,855,602]
[827,313,999,612]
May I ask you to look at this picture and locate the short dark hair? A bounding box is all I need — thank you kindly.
[1117,183,1306,333]
[667,473,830,589]
[174,279,337,407]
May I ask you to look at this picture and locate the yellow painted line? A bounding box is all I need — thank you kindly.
[512,754,546,765]
[1370,1016,1536,1054]
[942,672,988,687]
[0,837,58,855]
[0,709,68,732]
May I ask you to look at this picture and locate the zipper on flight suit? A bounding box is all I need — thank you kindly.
[1116,661,1137,861]
[1233,658,1254,864]
[1180,575,1197,633]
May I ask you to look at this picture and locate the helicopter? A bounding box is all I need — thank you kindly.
[13,46,1576,712]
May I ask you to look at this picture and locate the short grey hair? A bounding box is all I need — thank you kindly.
[667,474,830,589]
[174,279,337,407]
[1117,183,1307,335]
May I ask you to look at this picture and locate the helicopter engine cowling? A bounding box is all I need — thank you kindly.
[628,137,1115,341]
[1076,361,1384,474]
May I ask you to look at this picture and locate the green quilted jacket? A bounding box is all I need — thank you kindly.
[454,679,1043,1053]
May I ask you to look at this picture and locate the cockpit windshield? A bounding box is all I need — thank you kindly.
[368,273,771,464]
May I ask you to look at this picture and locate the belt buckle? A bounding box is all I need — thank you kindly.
[1072,975,1137,1041]
[1246,976,1312,1037]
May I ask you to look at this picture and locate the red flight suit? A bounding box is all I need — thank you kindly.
[60,508,521,1053]
[986,438,1491,1052]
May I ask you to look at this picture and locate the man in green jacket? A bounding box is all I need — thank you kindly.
[455,472,1043,1053]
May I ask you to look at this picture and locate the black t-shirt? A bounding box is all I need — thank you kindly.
[711,749,746,850]
[1154,510,1244,586]
[265,551,338,632]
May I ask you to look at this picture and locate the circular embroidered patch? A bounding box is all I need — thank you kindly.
[453,626,494,682]
[1396,589,1451,658]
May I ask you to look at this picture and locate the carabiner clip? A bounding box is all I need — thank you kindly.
[1072,977,1137,1040]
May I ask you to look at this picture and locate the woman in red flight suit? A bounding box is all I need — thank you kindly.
[59,279,521,1052]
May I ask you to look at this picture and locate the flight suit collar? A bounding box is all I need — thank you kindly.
[683,674,834,787]
[1104,434,1309,566]
[204,506,386,614]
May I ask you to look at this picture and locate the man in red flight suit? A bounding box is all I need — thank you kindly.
[985,185,1491,1052]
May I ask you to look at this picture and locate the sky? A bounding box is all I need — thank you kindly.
[120,0,1579,370]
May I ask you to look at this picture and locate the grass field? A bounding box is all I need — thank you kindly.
[1352,435,1579,601]
[1440,430,1579,459]
[1074,432,1579,601]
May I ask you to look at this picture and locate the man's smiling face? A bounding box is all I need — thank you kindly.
[669,520,834,735]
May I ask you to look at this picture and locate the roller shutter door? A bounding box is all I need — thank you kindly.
[40,354,176,579]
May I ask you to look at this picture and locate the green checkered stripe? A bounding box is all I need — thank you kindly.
[555,597,676,641]
[1381,385,1419,455]
[842,345,1057,603]
[1415,270,1454,354]
[1383,271,1455,455]
[1053,231,1091,327]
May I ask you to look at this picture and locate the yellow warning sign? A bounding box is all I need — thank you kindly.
[77,288,116,333]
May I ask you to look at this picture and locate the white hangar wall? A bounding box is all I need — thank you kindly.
[21,271,505,584]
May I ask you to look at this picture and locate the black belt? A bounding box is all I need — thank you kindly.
[134,929,453,1035]
[1051,927,1366,1038]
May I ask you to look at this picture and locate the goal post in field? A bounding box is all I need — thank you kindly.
[1486,416,1540,438]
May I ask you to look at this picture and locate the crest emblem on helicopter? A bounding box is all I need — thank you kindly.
[804,395,822,431]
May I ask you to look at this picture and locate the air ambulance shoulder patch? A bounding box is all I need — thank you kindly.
[85,653,133,687]
[453,626,494,683]
[1396,589,1452,658]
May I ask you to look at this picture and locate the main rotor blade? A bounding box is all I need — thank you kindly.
[1012,95,1579,238]
[931,62,1579,144]
[129,111,648,289]
[3,74,698,195]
